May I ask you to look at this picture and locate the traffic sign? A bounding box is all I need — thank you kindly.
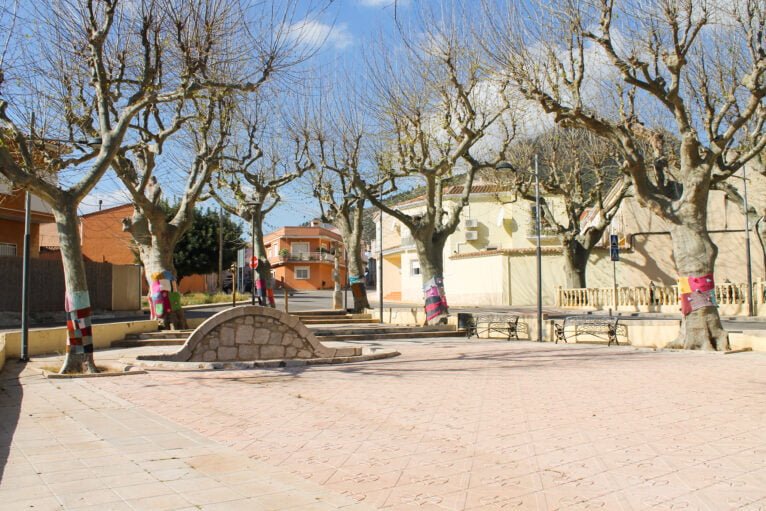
[610,234,619,262]
[250,256,259,269]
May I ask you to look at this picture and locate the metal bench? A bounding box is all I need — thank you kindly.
[460,313,521,340]
[555,316,625,346]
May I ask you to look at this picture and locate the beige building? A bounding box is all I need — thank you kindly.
[376,170,766,308]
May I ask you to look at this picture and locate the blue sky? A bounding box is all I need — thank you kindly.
[82,0,410,234]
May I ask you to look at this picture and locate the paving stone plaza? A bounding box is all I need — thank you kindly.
[1,339,765,510]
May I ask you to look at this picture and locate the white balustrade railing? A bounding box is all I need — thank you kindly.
[557,281,765,311]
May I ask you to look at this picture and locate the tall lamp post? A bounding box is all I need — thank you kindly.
[497,155,543,342]
[736,168,754,316]
[245,197,261,306]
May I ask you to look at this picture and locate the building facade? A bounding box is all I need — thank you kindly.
[377,171,766,308]
[263,224,347,291]
[78,203,209,293]
[0,183,55,258]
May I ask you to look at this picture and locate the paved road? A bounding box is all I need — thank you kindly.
[5,289,766,333]
[0,291,339,333]
[5,339,765,510]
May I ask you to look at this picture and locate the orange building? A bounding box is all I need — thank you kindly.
[81,204,138,264]
[0,183,55,257]
[264,225,347,291]
[79,203,207,293]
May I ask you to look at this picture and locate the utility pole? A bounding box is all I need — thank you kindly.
[218,208,223,293]
[20,191,31,362]
[743,165,754,316]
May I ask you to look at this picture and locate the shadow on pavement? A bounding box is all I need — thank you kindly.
[0,361,24,483]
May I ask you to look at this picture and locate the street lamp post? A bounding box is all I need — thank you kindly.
[245,197,262,306]
[742,167,754,316]
[731,170,754,316]
[497,156,544,342]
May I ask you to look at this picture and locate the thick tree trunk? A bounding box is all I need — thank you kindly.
[252,214,275,307]
[665,216,728,351]
[55,203,98,374]
[562,239,589,288]
[415,237,448,325]
[346,235,370,313]
[139,239,187,330]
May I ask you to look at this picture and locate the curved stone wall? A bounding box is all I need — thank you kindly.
[151,306,360,362]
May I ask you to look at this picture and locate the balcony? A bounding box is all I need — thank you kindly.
[269,251,340,264]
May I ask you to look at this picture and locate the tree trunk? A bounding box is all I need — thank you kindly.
[415,237,448,325]
[252,213,275,307]
[665,216,729,351]
[55,202,98,374]
[346,235,370,313]
[139,238,187,330]
[562,239,589,289]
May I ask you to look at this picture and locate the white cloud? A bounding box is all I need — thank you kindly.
[286,20,353,50]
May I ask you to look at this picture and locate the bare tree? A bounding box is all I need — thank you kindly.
[485,0,766,350]
[493,128,631,288]
[112,0,321,328]
[308,133,372,312]
[212,103,313,307]
[355,6,515,324]
[114,94,231,329]
[0,0,317,372]
[298,88,376,312]
[0,1,203,372]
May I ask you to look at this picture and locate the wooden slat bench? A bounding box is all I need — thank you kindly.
[554,316,625,346]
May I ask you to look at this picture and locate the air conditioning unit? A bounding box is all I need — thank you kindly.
[464,218,479,229]
[465,231,479,241]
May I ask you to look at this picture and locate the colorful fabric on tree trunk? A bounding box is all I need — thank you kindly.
[65,291,93,354]
[423,276,448,322]
[679,274,717,316]
[148,271,178,320]
[255,278,267,305]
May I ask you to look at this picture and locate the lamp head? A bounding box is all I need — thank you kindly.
[245,195,261,209]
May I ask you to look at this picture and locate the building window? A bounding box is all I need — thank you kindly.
[295,266,310,280]
[410,259,420,276]
[0,243,17,257]
[291,242,309,257]
[527,204,558,237]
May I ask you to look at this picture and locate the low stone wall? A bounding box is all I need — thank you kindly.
[0,319,160,358]
[143,306,360,363]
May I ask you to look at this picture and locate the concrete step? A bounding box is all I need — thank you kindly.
[293,310,350,317]
[300,318,381,325]
[312,325,456,336]
[125,330,194,340]
[112,338,187,348]
[296,313,373,320]
[317,330,467,342]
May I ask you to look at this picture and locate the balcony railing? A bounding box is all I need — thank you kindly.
[269,251,338,263]
[557,281,766,313]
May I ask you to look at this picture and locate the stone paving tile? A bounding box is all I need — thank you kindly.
[4,340,766,510]
[0,362,374,511]
[83,341,766,510]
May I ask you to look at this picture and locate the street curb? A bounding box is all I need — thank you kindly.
[124,348,400,372]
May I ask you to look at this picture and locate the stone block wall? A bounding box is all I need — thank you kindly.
[191,314,318,362]
[152,306,360,362]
